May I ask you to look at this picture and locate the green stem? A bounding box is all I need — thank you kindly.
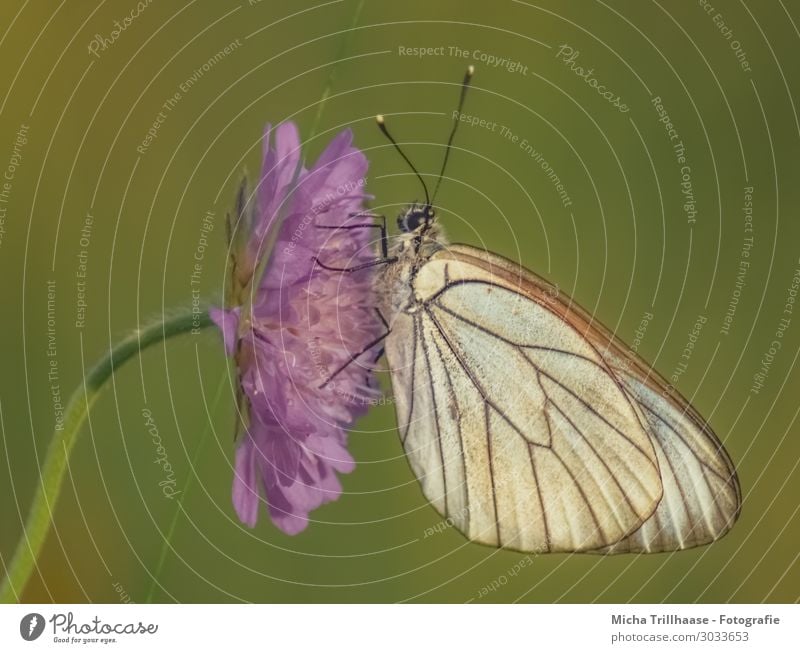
[0,309,215,603]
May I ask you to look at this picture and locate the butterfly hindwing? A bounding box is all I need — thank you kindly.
[595,355,741,553]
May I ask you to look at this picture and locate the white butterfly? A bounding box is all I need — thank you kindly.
[327,67,740,553]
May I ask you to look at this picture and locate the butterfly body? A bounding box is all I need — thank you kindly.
[376,203,444,315]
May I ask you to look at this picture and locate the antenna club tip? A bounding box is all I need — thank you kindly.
[467,65,475,76]
[376,114,385,125]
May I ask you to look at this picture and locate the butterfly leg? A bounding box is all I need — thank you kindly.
[315,213,389,257]
[320,308,391,389]
[313,255,398,273]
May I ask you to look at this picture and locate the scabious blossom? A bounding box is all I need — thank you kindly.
[210,122,383,535]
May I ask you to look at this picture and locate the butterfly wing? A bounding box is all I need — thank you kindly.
[384,246,664,552]
[384,244,739,553]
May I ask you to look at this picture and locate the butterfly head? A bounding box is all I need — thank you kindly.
[398,202,435,233]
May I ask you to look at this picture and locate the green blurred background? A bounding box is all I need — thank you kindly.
[1,0,798,603]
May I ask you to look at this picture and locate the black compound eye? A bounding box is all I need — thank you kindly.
[398,210,424,233]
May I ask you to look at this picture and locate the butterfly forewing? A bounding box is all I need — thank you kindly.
[384,246,666,552]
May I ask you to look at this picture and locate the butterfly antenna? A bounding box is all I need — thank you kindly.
[376,114,430,207]
[431,65,474,205]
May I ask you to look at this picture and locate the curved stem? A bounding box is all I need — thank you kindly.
[0,309,215,603]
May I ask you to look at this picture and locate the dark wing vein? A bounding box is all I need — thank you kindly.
[527,444,550,551]
[434,300,604,365]
[484,403,502,546]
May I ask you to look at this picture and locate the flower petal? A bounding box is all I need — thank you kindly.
[304,431,356,474]
[254,122,303,257]
[302,130,368,212]
[231,439,260,527]
[266,485,310,535]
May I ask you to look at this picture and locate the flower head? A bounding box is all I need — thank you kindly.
[211,122,383,535]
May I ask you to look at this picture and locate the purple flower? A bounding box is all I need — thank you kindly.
[211,122,383,535]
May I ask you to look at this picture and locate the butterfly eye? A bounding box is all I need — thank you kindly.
[398,209,427,232]
[397,213,412,232]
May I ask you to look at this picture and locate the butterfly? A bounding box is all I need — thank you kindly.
[325,66,740,553]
